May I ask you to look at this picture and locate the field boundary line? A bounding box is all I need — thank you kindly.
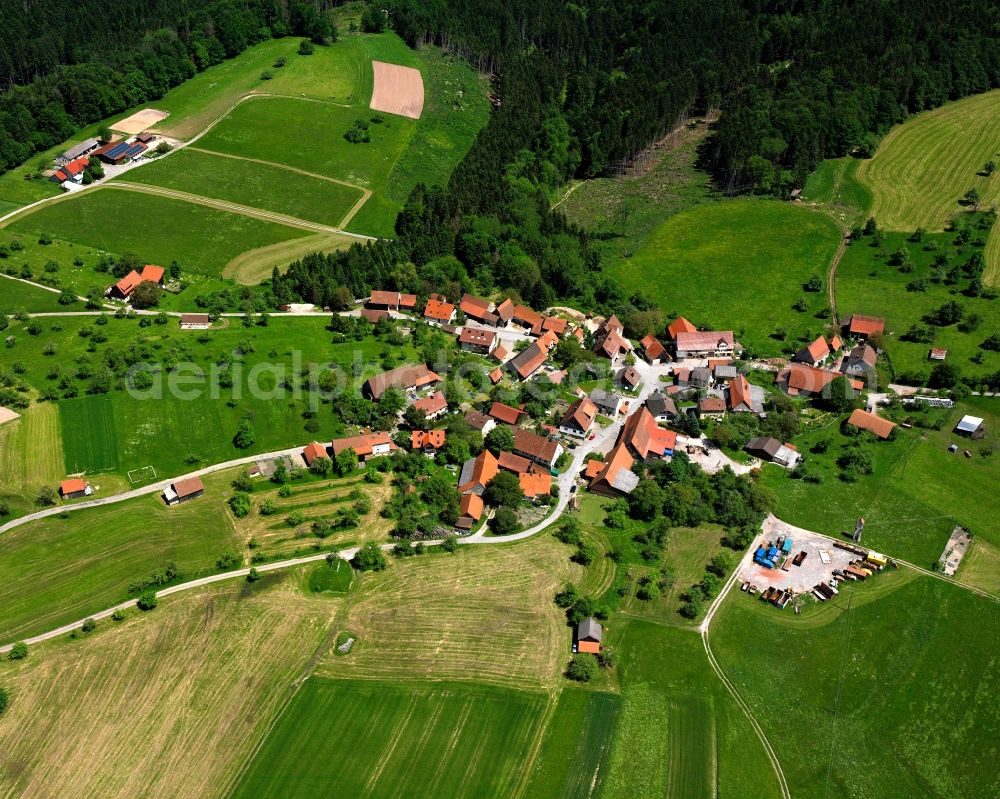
[105,182,376,240]
[510,690,560,799]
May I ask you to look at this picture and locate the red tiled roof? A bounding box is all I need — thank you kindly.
[489,367,503,383]
[413,391,447,416]
[364,364,440,399]
[621,407,677,459]
[513,428,560,465]
[829,334,843,351]
[698,397,727,413]
[60,478,86,495]
[585,459,604,479]
[519,472,552,498]
[495,298,515,322]
[113,270,143,297]
[411,429,446,449]
[728,374,753,411]
[458,327,495,348]
[491,344,508,362]
[667,316,697,338]
[589,441,635,495]
[595,328,631,358]
[489,401,522,425]
[849,314,885,336]
[302,442,328,465]
[331,431,396,458]
[459,450,499,493]
[513,304,542,328]
[459,294,491,318]
[459,492,484,522]
[640,333,666,360]
[600,315,624,335]
[560,398,598,432]
[509,341,548,379]
[180,313,210,325]
[369,289,401,306]
[498,451,531,474]
[799,335,830,363]
[424,298,455,321]
[173,476,204,498]
[675,330,735,353]
[140,264,164,284]
[847,409,896,439]
[399,293,417,308]
[542,316,568,334]
[361,308,389,324]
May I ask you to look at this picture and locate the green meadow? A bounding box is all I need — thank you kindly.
[710,571,1000,799]
[4,314,417,482]
[608,200,841,354]
[123,148,364,228]
[801,156,872,225]
[0,275,66,314]
[229,678,547,799]
[761,399,1000,572]
[835,223,1000,382]
[5,188,306,278]
[0,472,240,641]
[522,688,622,799]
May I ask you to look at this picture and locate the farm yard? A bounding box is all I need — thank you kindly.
[710,571,1000,799]
[0,579,336,799]
[607,200,841,355]
[230,678,547,799]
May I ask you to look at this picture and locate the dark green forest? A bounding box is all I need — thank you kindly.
[3,0,1000,328]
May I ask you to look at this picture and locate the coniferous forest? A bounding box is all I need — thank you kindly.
[2,0,999,316]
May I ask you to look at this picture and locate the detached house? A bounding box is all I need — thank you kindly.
[458,449,499,495]
[847,314,885,340]
[513,428,563,469]
[363,364,441,400]
[508,340,549,380]
[745,437,800,468]
[794,335,833,367]
[590,388,624,417]
[457,492,484,530]
[413,391,448,419]
[559,397,598,438]
[622,407,677,461]
[842,344,877,378]
[332,432,396,462]
[667,316,697,340]
[458,327,497,354]
[459,293,494,322]
[368,290,417,312]
[164,476,204,505]
[424,296,456,325]
[593,315,632,360]
[728,374,763,414]
[639,333,668,364]
[645,391,677,422]
[588,441,638,496]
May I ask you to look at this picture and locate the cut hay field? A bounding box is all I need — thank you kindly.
[5,188,306,278]
[123,148,365,229]
[0,579,335,799]
[607,201,841,354]
[710,570,1000,799]
[761,399,1000,577]
[857,91,1000,234]
[221,231,355,285]
[0,471,240,642]
[59,395,120,474]
[0,404,66,517]
[601,619,783,799]
[315,536,581,690]
[522,688,622,799]
[856,90,1000,285]
[801,156,872,226]
[229,678,547,799]
[0,277,65,314]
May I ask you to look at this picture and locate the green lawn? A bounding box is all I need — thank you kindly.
[5,189,306,278]
[607,200,841,355]
[602,619,784,799]
[306,557,353,594]
[710,570,1000,799]
[762,399,1000,570]
[522,688,622,799]
[229,677,547,798]
[0,275,66,314]
[59,395,120,473]
[836,222,1000,382]
[123,148,364,228]
[0,472,240,641]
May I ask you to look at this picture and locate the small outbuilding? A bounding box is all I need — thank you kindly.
[164,476,205,505]
[575,617,602,654]
[180,313,212,330]
[954,415,985,439]
[59,478,90,499]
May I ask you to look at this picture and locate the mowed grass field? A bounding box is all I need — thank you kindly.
[607,201,841,354]
[5,189,306,278]
[710,570,1000,799]
[230,678,547,799]
[0,276,66,314]
[600,619,783,799]
[0,404,68,517]
[0,471,240,641]
[762,399,1000,574]
[124,148,365,229]
[59,395,120,473]
[522,688,622,799]
[0,580,335,799]
[315,536,580,690]
[801,156,872,225]
[856,90,1000,284]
